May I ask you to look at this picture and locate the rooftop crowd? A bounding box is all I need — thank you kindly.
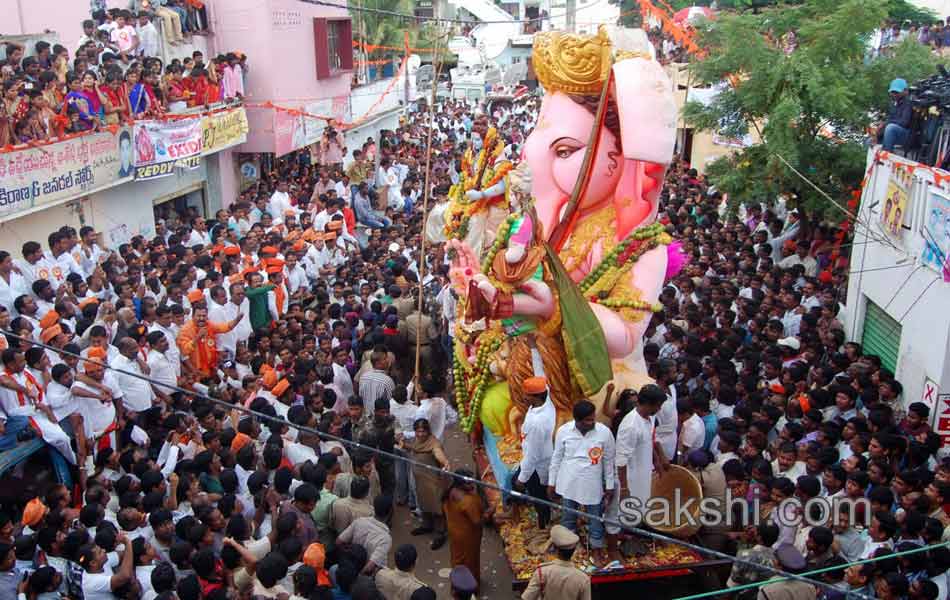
[0,53,947,600]
[873,17,950,57]
[0,7,246,147]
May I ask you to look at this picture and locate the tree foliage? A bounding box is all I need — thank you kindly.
[356,0,420,52]
[609,0,643,28]
[682,0,936,215]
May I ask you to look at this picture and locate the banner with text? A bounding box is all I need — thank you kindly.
[0,127,134,219]
[921,187,950,281]
[133,117,203,180]
[202,107,249,155]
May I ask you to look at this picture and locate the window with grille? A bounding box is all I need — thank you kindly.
[314,18,353,79]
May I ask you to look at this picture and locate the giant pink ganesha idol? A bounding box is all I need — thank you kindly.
[445,26,681,435]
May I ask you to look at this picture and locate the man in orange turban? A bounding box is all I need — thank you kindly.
[513,375,555,531]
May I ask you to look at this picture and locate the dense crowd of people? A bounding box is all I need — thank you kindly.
[0,59,948,600]
[873,17,950,57]
[0,7,245,146]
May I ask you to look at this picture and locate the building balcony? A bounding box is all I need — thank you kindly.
[0,102,248,223]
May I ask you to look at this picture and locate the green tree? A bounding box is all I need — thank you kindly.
[609,0,643,28]
[682,0,935,215]
[355,0,420,53]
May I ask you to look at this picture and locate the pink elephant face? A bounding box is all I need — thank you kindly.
[523,92,623,241]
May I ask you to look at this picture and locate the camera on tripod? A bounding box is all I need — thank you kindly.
[900,65,950,169]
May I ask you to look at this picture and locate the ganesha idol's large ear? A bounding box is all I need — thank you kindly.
[609,47,676,239]
[611,54,677,166]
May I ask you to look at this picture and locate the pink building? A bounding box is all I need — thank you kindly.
[0,0,352,246]
[213,0,353,155]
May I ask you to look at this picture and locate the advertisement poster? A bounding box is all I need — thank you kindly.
[921,187,950,281]
[935,393,950,447]
[0,127,133,219]
[881,163,911,239]
[133,118,203,180]
[202,107,249,155]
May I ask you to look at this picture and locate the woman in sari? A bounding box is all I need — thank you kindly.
[79,71,104,122]
[442,468,492,583]
[1,80,28,145]
[401,417,450,550]
[40,71,63,112]
[63,72,97,131]
[127,69,151,118]
[165,64,190,113]
[99,68,130,125]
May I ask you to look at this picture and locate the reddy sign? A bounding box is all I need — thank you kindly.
[133,118,204,180]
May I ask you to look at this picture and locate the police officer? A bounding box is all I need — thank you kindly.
[757,544,817,600]
[449,565,478,600]
[521,525,591,600]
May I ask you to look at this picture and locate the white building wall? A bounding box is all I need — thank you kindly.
[89,162,209,247]
[845,150,950,415]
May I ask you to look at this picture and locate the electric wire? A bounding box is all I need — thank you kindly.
[300,0,602,25]
[0,329,871,597]
[772,153,902,254]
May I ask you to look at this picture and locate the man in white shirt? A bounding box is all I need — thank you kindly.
[548,400,615,565]
[772,442,807,481]
[677,398,706,460]
[110,338,154,414]
[332,349,355,407]
[0,251,29,316]
[148,307,181,378]
[0,349,76,465]
[45,232,83,291]
[513,377,556,529]
[186,217,212,249]
[135,12,160,57]
[375,158,398,210]
[209,283,251,358]
[778,241,818,277]
[284,253,308,297]
[654,359,679,461]
[146,331,177,401]
[268,181,295,219]
[616,385,667,519]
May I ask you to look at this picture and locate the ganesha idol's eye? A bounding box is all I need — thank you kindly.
[554,144,581,159]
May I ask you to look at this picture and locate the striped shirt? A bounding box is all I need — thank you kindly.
[358,369,395,413]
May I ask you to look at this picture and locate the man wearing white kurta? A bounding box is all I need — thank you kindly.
[548,400,615,563]
[514,376,556,529]
[111,339,154,414]
[209,284,251,358]
[268,181,296,219]
[654,359,679,460]
[616,385,667,521]
[0,349,76,464]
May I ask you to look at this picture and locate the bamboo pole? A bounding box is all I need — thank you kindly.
[412,30,448,400]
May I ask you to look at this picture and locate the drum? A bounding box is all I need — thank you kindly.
[649,464,704,538]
